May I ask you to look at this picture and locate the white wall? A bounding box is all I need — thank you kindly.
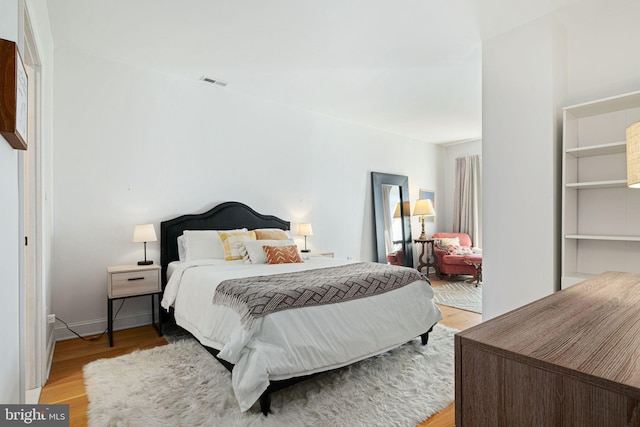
[566,2,640,104]
[51,48,442,339]
[442,139,482,236]
[0,0,24,405]
[0,104,21,405]
[482,16,566,319]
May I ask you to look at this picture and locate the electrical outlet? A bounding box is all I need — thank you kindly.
[47,314,56,324]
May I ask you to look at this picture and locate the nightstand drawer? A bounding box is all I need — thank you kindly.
[109,269,160,297]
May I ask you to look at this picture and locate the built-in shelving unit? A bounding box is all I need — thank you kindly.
[561,90,640,288]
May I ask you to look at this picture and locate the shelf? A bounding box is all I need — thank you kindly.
[565,234,640,242]
[565,180,627,189]
[565,141,626,157]
[563,89,640,118]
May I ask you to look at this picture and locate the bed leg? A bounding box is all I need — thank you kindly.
[259,392,271,416]
[421,326,434,346]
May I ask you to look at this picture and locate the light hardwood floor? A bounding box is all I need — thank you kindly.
[39,276,482,427]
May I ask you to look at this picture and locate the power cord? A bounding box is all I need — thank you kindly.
[54,300,125,342]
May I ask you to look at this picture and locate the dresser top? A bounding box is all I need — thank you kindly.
[457,271,640,391]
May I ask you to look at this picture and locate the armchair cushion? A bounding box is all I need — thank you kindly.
[441,254,475,266]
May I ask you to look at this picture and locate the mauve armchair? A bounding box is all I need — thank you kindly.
[432,232,479,279]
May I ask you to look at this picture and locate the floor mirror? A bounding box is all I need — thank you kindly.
[371,172,413,267]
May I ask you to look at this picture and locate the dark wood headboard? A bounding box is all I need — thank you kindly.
[160,201,290,288]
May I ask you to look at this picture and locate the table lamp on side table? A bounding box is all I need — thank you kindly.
[298,223,313,253]
[133,224,157,265]
[412,198,435,240]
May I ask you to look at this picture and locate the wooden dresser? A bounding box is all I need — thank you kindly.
[456,271,640,426]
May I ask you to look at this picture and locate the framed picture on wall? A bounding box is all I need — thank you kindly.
[419,189,435,222]
[0,38,28,150]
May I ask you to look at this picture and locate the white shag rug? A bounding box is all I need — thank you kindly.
[83,324,456,427]
[432,282,482,313]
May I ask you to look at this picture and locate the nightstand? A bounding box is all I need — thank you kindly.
[107,264,162,347]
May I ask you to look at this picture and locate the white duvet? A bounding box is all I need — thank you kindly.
[161,257,443,412]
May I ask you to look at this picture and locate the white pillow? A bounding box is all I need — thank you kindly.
[182,229,246,260]
[177,235,186,261]
[242,239,297,264]
[437,237,460,248]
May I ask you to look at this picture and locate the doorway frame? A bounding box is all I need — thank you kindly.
[22,5,47,403]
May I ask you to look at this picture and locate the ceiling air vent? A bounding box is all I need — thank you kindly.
[200,76,228,87]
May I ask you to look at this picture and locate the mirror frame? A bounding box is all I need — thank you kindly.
[371,172,413,267]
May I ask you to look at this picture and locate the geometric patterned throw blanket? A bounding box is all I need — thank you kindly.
[213,262,427,329]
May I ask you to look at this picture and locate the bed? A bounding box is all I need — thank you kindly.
[160,201,443,414]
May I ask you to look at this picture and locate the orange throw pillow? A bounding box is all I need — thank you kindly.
[263,245,303,264]
[254,229,289,240]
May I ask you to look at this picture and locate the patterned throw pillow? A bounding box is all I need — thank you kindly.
[241,239,297,264]
[237,242,250,263]
[254,228,289,240]
[445,245,474,255]
[263,245,304,264]
[218,230,257,261]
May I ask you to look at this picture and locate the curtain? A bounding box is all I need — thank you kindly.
[453,155,482,248]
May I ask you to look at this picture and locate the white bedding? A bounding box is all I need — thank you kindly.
[161,257,443,412]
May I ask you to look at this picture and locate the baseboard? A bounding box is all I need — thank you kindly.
[45,328,56,380]
[54,310,156,341]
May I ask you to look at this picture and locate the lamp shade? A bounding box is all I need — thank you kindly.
[412,198,435,217]
[393,201,410,218]
[132,224,158,243]
[628,121,640,188]
[298,223,313,236]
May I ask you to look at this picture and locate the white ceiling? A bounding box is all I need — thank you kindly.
[44,0,623,144]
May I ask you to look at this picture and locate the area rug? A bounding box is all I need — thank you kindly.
[83,324,456,427]
[432,282,482,313]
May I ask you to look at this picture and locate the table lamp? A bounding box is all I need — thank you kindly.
[298,223,313,252]
[412,199,435,240]
[133,224,157,265]
[393,201,411,218]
